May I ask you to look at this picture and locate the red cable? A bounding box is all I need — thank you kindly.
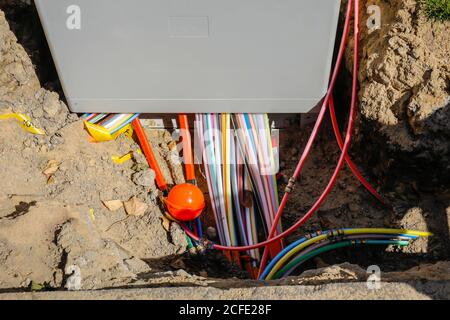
[328,95,387,204]
[179,114,196,182]
[182,0,361,254]
[132,118,168,192]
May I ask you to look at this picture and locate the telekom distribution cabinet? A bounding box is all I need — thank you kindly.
[35,0,341,114]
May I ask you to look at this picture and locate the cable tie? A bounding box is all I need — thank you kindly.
[336,229,346,242]
[326,229,345,243]
[330,230,339,243]
[284,177,297,194]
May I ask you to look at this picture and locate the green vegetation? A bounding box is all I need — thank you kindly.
[424,0,450,21]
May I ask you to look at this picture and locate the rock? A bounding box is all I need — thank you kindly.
[170,223,189,254]
[64,265,82,291]
[42,92,61,118]
[297,263,367,283]
[31,106,44,119]
[4,62,28,85]
[132,169,156,188]
[66,113,79,123]
[50,133,64,145]
[173,269,192,278]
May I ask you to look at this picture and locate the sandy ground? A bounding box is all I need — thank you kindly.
[0,8,189,290]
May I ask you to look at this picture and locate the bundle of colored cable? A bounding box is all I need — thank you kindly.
[82,113,140,135]
[259,228,431,280]
[195,113,281,273]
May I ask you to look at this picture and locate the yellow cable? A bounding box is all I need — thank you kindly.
[345,228,431,237]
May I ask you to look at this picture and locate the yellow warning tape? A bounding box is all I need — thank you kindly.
[111,149,142,164]
[84,121,133,142]
[0,113,45,135]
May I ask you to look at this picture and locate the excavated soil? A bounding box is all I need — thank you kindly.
[0,1,448,297]
[273,0,449,274]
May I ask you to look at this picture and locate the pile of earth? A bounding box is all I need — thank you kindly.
[0,9,190,290]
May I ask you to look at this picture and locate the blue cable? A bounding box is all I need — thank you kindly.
[196,217,203,240]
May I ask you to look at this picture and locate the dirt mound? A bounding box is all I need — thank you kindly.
[0,10,187,290]
[354,0,450,187]
[273,0,449,271]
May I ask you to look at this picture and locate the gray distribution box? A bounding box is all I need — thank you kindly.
[35,0,341,113]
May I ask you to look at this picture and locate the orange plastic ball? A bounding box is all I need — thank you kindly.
[166,183,205,221]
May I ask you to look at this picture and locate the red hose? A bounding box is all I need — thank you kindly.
[183,0,361,255]
[179,114,196,183]
[132,118,168,192]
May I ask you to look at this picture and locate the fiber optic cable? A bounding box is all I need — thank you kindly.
[110,113,140,134]
[82,113,95,120]
[196,114,226,244]
[197,112,280,267]
[102,114,128,129]
[181,0,356,253]
[178,114,203,240]
[88,113,108,124]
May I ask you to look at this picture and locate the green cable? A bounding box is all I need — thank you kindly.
[272,240,410,280]
[186,235,195,250]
